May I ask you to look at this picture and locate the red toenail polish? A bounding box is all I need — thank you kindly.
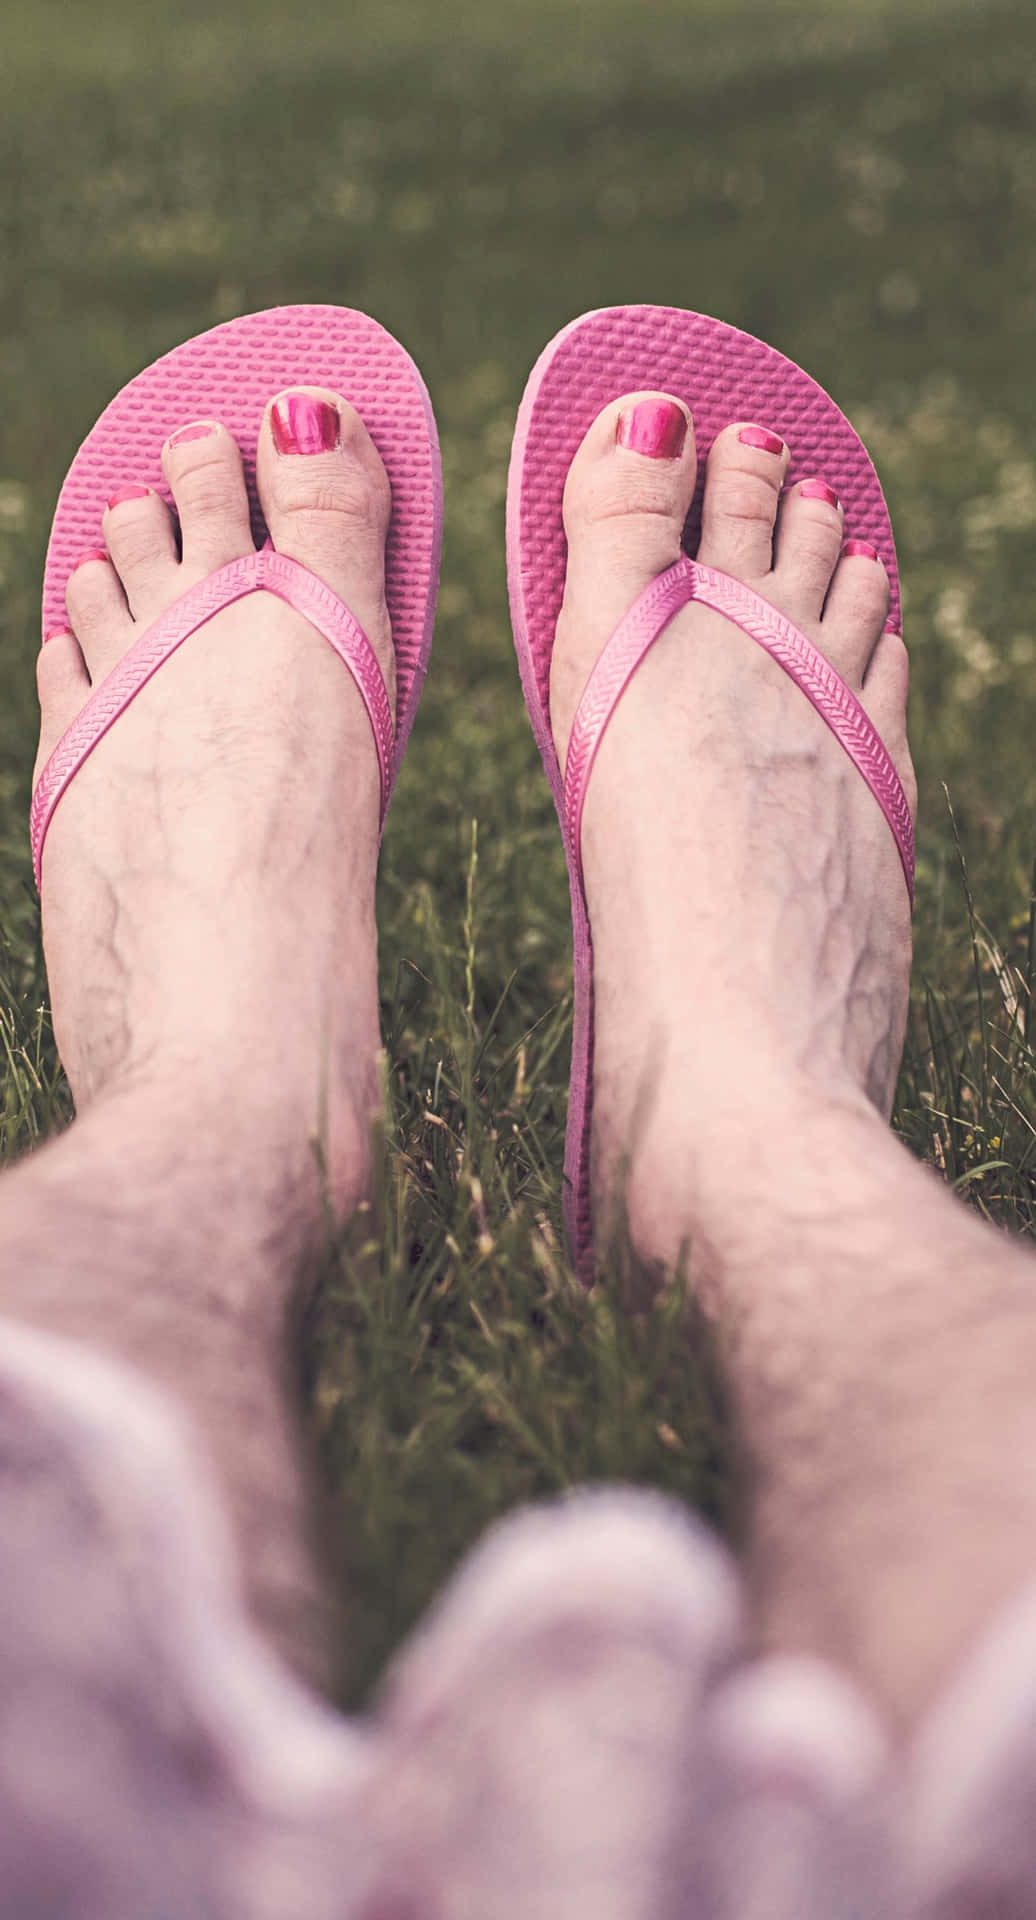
[72,548,109,569]
[738,426,785,455]
[271,393,340,455]
[167,422,218,449]
[106,484,150,510]
[44,627,72,645]
[800,480,841,509]
[616,399,687,459]
[842,538,879,561]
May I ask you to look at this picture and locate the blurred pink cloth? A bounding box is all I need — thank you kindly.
[0,1319,1032,1919]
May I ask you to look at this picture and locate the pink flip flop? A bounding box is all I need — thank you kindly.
[33,304,442,885]
[506,304,913,1278]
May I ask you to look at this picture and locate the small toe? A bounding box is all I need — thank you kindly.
[64,551,134,682]
[161,420,254,576]
[821,540,891,685]
[771,478,846,621]
[102,485,179,624]
[35,628,90,779]
[861,626,913,802]
[255,387,393,689]
[696,422,789,581]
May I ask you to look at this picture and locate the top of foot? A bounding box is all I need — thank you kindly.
[35,388,395,1209]
[551,391,916,1264]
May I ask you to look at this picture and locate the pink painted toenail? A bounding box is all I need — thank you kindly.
[43,627,73,645]
[271,392,340,456]
[800,480,841,509]
[72,548,109,569]
[616,399,687,460]
[738,426,784,455]
[842,538,879,561]
[106,484,151,510]
[167,422,218,448]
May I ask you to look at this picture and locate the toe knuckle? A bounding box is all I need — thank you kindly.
[797,503,842,541]
[795,523,841,569]
[568,464,679,532]
[176,460,243,521]
[318,475,375,519]
[709,470,778,525]
[284,474,386,529]
[841,568,891,619]
[65,569,105,624]
[109,519,161,571]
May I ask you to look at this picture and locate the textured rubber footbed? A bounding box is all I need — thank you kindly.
[42,304,443,789]
[505,305,902,1277]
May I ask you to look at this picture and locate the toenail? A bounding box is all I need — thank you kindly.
[738,426,785,456]
[271,392,340,456]
[106,484,151,510]
[616,398,687,460]
[800,480,841,509]
[43,626,73,645]
[167,421,219,449]
[71,548,109,570]
[842,538,879,561]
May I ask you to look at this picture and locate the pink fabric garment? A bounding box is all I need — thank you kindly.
[1,1308,1033,1919]
[35,304,442,880]
[506,304,908,1277]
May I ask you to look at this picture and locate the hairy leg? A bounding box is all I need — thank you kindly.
[552,390,1036,1737]
[15,389,395,1687]
[0,1094,350,1686]
[686,1096,1036,1744]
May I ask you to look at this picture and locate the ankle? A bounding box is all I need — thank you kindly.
[60,1062,378,1260]
[593,1063,891,1283]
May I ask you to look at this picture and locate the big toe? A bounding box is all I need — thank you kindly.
[552,392,697,769]
[256,388,394,701]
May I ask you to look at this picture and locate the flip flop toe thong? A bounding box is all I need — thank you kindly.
[34,304,442,885]
[506,304,913,1279]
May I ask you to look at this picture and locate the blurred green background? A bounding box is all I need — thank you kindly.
[1,0,1035,1691]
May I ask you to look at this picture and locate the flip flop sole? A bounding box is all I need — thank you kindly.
[43,304,443,791]
[506,304,900,1275]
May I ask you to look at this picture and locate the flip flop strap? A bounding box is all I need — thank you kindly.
[30,548,395,887]
[562,554,915,906]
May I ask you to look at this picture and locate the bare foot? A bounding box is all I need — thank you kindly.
[35,388,393,1219]
[551,393,916,1271]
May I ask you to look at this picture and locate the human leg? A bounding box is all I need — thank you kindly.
[5,347,778,1919]
[14,383,399,1687]
[551,381,1036,1739]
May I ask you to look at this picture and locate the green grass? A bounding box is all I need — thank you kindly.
[1,0,1035,1701]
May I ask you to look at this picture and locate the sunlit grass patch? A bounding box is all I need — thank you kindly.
[306,825,732,1701]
